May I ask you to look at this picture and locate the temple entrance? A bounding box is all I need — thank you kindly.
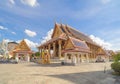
[15,53,30,62]
[64,52,89,65]
[18,54,28,61]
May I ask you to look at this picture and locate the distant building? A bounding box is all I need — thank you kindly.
[38,23,105,65]
[7,42,18,57]
[96,48,107,62]
[7,42,18,52]
[106,50,115,61]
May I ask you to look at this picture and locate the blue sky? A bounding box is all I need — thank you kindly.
[0,0,120,51]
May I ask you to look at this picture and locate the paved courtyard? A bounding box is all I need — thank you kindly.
[0,62,119,84]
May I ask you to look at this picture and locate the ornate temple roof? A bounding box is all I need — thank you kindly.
[13,39,31,52]
[97,48,106,55]
[63,37,91,53]
[38,23,100,50]
[54,23,99,47]
[70,37,89,49]
[38,34,67,48]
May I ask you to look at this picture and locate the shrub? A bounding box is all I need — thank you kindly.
[114,53,120,62]
[35,52,40,57]
[111,62,120,75]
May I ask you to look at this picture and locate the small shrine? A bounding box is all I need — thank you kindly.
[13,39,32,62]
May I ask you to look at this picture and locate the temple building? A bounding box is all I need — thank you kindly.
[13,39,33,62]
[38,23,105,65]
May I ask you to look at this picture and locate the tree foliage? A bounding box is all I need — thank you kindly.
[114,53,120,62]
[111,53,120,75]
[35,52,40,57]
[111,62,120,75]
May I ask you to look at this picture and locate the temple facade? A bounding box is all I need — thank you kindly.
[38,23,105,64]
[13,39,32,62]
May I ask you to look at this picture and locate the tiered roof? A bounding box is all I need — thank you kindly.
[63,37,91,53]
[13,39,32,53]
[52,23,99,46]
[38,23,100,52]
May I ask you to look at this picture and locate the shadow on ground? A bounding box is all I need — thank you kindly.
[47,70,119,84]
[26,62,120,84]
[26,62,73,67]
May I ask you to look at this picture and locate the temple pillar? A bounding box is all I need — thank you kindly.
[77,53,80,64]
[89,54,91,63]
[80,55,82,63]
[42,47,45,59]
[79,54,81,63]
[39,48,41,58]
[27,54,30,62]
[53,42,56,57]
[71,53,74,64]
[73,54,77,65]
[41,47,44,64]
[40,49,42,58]
[94,53,96,62]
[48,44,51,63]
[64,53,67,63]
[86,53,89,63]
[15,53,19,62]
[81,54,82,63]
[58,40,62,59]
[41,47,43,58]
[48,44,51,58]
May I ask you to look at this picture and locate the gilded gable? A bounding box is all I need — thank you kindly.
[97,48,106,55]
[65,39,74,49]
[14,40,31,51]
[52,24,63,38]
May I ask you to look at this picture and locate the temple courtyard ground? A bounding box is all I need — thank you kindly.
[0,62,120,84]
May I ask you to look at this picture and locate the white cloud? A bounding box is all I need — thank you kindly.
[24,39,38,49]
[89,35,112,49]
[41,29,53,44]
[4,39,13,43]
[9,0,15,5]
[21,0,39,7]
[24,29,37,37]
[0,25,8,30]
[101,0,111,4]
[11,32,16,35]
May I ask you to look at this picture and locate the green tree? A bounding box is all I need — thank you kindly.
[114,53,120,62]
[111,53,120,75]
[35,52,40,57]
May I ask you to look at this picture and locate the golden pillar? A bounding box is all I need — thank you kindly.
[40,48,42,58]
[58,40,62,59]
[48,44,51,57]
[53,42,56,57]
[86,53,89,63]
[41,47,43,58]
[48,44,51,61]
